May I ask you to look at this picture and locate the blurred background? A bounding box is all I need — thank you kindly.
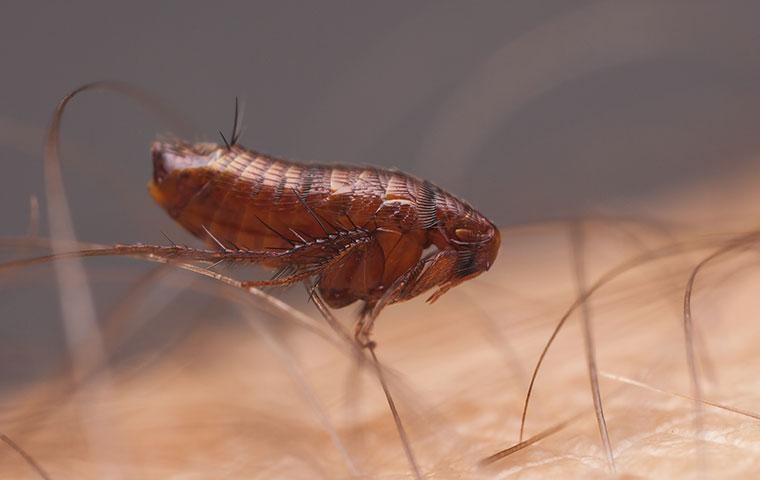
[3,1,760,478]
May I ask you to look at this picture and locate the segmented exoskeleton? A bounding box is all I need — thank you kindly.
[0,82,499,478]
[149,139,500,342]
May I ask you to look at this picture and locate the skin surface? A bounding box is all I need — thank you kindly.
[2,166,760,479]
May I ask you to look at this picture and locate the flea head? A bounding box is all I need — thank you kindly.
[422,213,500,304]
[447,213,501,281]
[425,203,501,304]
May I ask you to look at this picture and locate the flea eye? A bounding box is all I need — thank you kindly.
[454,228,478,242]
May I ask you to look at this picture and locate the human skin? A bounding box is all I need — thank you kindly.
[2,168,760,479]
[3,1,760,476]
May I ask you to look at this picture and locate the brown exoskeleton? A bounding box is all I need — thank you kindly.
[3,83,500,348]
[149,137,501,344]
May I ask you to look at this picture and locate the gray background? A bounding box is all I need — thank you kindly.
[2,1,760,383]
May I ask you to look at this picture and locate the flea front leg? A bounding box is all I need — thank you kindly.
[356,249,459,347]
[354,312,377,349]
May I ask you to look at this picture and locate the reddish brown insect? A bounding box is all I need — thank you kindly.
[1,83,499,352]
[148,136,500,343]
